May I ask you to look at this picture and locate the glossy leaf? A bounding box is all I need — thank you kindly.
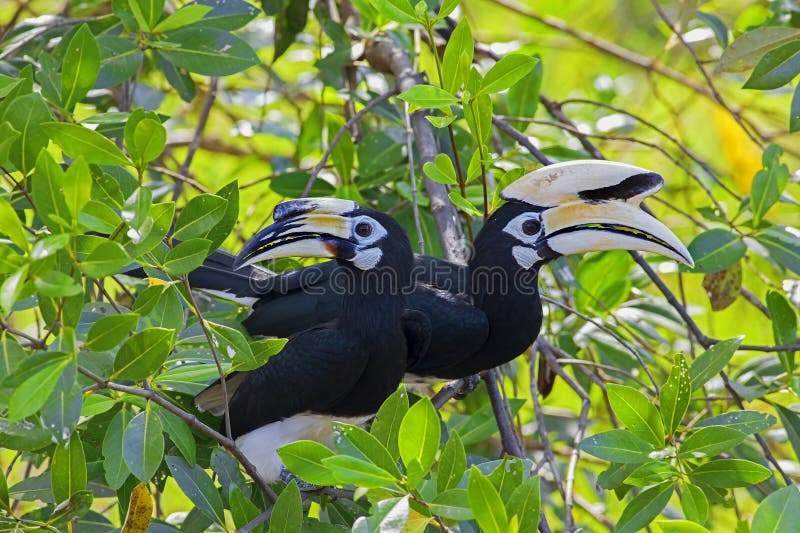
[124,404,165,482]
[615,481,673,533]
[173,193,227,241]
[696,410,776,435]
[398,396,440,483]
[437,430,466,493]
[42,122,130,166]
[678,426,746,459]
[159,28,260,76]
[681,483,709,524]
[689,459,771,488]
[442,19,473,94]
[322,455,397,488]
[85,313,139,351]
[751,484,800,533]
[689,336,743,391]
[158,410,196,466]
[744,41,800,90]
[429,489,473,521]
[113,327,174,380]
[2,93,52,175]
[506,475,541,533]
[333,422,401,479]
[686,229,745,274]
[277,440,337,485]
[660,354,691,435]
[270,480,303,533]
[61,24,100,111]
[166,455,224,525]
[766,290,797,374]
[371,385,409,459]
[579,429,655,463]
[8,355,69,422]
[103,408,133,489]
[164,238,211,276]
[607,384,664,447]
[153,4,213,32]
[775,404,800,462]
[479,54,539,95]
[467,466,507,533]
[398,85,459,110]
[52,436,87,503]
[719,26,800,72]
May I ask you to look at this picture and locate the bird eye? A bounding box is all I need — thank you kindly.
[355,222,373,237]
[522,219,541,235]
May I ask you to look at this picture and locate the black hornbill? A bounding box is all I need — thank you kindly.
[193,197,427,482]
[158,161,692,386]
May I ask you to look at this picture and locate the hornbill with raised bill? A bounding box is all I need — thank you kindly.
[193,197,427,482]
[132,160,692,384]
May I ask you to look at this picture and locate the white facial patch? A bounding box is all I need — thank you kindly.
[512,245,541,269]
[353,247,383,270]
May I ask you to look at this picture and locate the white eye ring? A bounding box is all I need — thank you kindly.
[355,221,372,237]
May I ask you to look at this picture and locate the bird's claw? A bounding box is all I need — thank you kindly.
[454,374,481,400]
[279,467,323,492]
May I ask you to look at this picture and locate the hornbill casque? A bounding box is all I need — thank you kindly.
[192,197,428,482]
[158,160,692,388]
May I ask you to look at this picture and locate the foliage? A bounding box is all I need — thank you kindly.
[0,0,798,531]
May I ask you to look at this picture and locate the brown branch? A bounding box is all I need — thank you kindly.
[484,369,525,457]
[365,39,467,264]
[492,117,553,165]
[77,366,278,503]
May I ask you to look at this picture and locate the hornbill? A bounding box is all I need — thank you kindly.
[153,161,692,385]
[193,197,427,482]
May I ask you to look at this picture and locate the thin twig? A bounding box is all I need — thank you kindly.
[173,78,218,201]
[301,89,398,197]
[492,117,553,165]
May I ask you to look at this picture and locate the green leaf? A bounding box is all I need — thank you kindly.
[158,410,196,466]
[42,122,130,166]
[103,408,133,489]
[679,482,708,525]
[8,356,69,422]
[429,489,473,521]
[437,430,466,493]
[113,327,174,380]
[277,440,337,485]
[96,36,144,89]
[0,121,20,167]
[660,354,691,435]
[695,10,728,48]
[31,150,70,232]
[371,385,408,459]
[229,485,261,531]
[63,156,91,220]
[607,384,664,447]
[685,229,745,274]
[0,264,29,316]
[132,118,167,166]
[755,225,800,276]
[775,404,800,462]
[352,496,410,532]
[52,436,87,503]
[81,241,130,278]
[751,149,789,227]
[166,455,224,525]
[0,467,8,511]
[423,154,457,185]
[463,92,493,146]
[326,114,354,182]
[153,4,213,32]
[751,484,800,533]
[719,26,800,72]
[689,459,771,488]
[438,0,458,19]
[130,0,164,30]
[689,336,743,391]
[425,114,456,128]
[506,475,540,533]
[579,429,655,463]
[0,331,26,377]
[0,196,26,252]
[442,18,473,94]
[791,82,800,132]
[766,290,797,374]
[61,24,100,111]
[678,426,746,459]
[159,28,260,76]
[273,0,310,62]
[164,238,211,276]
[173,193,227,240]
[86,313,139,351]
[207,321,253,363]
[367,0,418,24]
[2,93,53,175]
[270,480,303,533]
[124,403,165,482]
[202,180,239,250]
[34,271,82,297]
[696,410,776,435]
[333,422,401,479]
[398,85,458,110]
[448,190,482,217]
[467,466,508,533]
[615,481,673,533]
[507,57,542,129]
[744,40,800,90]
[237,338,286,372]
[322,455,397,488]
[479,54,538,95]
[190,0,259,30]
[398,396,440,483]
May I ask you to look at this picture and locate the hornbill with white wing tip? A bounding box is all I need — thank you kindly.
[193,198,427,482]
[130,161,692,387]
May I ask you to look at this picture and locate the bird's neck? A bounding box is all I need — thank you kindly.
[336,262,407,342]
[466,255,543,370]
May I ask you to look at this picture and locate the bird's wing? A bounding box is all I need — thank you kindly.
[219,328,369,438]
[405,285,490,376]
[401,309,432,369]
